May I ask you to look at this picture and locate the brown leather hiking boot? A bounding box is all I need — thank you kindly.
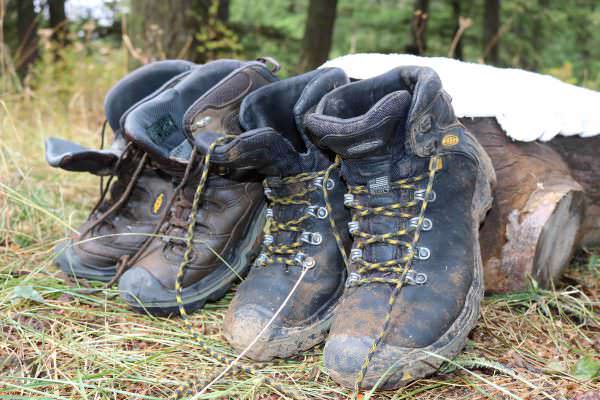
[306,66,496,390]
[117,60,279,315]
[47,60,194,282]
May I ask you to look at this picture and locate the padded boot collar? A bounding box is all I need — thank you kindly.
[239,67,349,153]
[309,66,460,158]
[123,59,244,170]
[104,60,194,134]
[181,61,279,143]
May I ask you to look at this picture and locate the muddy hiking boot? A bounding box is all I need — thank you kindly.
[46,60,194,282]
[193,68,353,360]
[117,59,280,315]
[305,66,496,390]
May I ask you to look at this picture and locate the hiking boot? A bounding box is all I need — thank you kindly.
[47,60,194,282]
[117,59,280,315]
[208,68,352,360]
[305,66,496,389]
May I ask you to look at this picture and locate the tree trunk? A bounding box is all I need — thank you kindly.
[300,0,338,72]
[16,0,38,79]
[461,117,593,293]
[450,0,463,60]
[483,0,500,64]
[48,0,67,45]
[216,0,230,22]
[405,0,429,55]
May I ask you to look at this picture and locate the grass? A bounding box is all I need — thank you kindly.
[1,46,599,399]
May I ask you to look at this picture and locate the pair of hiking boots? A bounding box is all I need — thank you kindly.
[47,58,495,390]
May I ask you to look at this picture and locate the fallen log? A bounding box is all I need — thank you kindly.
[461,117,597,293]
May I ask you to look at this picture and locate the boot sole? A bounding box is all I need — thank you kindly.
[126,205,266,316]
[54,241,117,282]
[329,139,497,389]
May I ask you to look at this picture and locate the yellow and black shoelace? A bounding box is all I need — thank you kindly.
[344,155,442,396]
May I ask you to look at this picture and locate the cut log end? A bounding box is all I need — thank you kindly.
[532,190,585,287]
[462,117,588,293]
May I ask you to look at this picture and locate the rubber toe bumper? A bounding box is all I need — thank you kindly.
[54,241,117,282]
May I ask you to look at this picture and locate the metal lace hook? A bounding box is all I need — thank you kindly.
[256,56,281,74]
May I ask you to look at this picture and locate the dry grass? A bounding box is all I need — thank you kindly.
[1,46,599,400]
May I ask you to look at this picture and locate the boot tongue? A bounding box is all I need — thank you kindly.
[306,90,413,187]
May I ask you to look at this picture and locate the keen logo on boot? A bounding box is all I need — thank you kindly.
[48,60,194,283]
[152,193,165,215]
[117,60,280,316]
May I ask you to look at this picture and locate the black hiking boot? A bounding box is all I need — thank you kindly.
[201,68,352,360]
[46,60,194,282]
[117,59,280,315]
[305,66,496,389]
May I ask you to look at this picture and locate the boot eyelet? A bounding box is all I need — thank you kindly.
[410,217,433,231]
[316,207,328,219]
[326,178,335,190]
[266,208,273,218]
[421,218,433,231]
[302,257,316,269]
[350,248,363,261]
[346,272,361,287]
[264,187,272,197]
[263,234,274,246]
[405,270,428,285]
[255,252,268,266]
[300,231,322,245]
[348,221,359,234]
[193,116,212,130]
[414,246,431,260]
[306,205,328,219]
[344,193,354,207]
[414,189,436,202]
[293,251,307,266]
[312,177,323,188]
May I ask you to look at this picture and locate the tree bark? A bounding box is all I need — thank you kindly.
[483,0,500,64]
[300,0,338,72]
[405,0,429,55]
[48,0,67,45]
[16,0,38,78]
[461,117,593,293]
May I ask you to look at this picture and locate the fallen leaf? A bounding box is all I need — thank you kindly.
[9,285,45,304]
[572,355,600,380]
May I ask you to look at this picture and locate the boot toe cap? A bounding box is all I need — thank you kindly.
[118,267,170,307]
[323,334,372,387]
[324,334,423,390]
[223,305,276,361]
[54,241,116,282]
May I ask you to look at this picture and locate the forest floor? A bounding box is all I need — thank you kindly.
[1,53,599,399]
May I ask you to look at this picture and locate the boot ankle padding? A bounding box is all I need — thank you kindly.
[123,60,244,162]
[104,60,194,133]
[239,68,349,154]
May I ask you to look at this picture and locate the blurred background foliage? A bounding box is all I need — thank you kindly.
[1,0,600,95]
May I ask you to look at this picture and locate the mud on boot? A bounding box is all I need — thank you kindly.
[306,66,496,390]
[46,60,194,282]
[117,59,279,315]
[200,68,352,361]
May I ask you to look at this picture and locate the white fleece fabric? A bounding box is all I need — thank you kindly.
[321,53,600,142]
